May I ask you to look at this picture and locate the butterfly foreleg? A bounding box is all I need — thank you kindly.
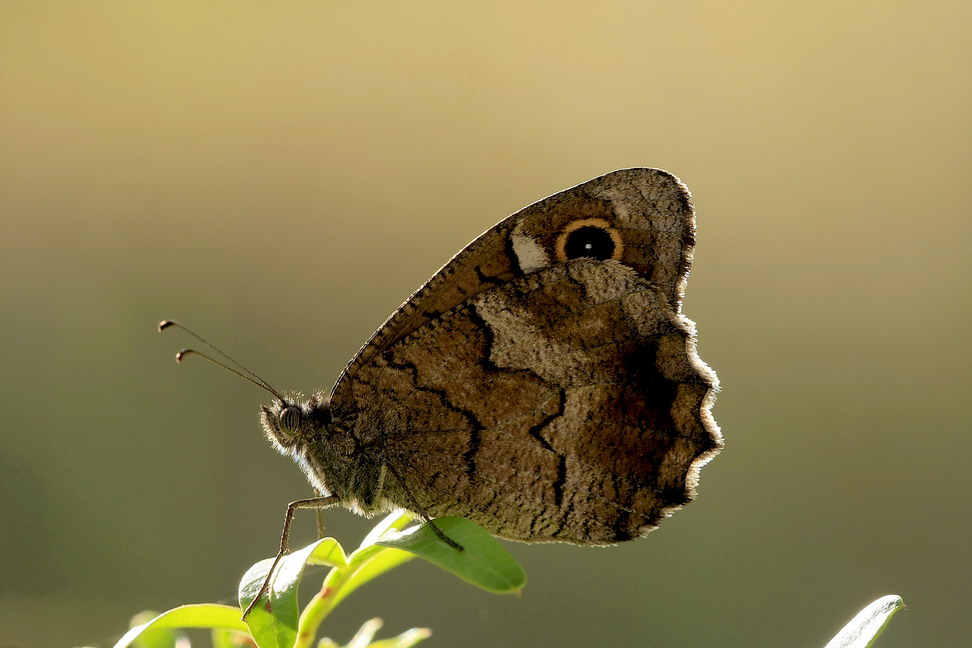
[241,494,341,620]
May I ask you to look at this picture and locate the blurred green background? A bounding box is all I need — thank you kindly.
[1,2,969,647]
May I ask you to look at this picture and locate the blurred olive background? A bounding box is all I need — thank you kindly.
[1,2,969,647]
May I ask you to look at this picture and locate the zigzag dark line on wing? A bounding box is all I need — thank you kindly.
[371,385,690,538]
[389,375,684,443]
[389,310,643,400]
[382,348,706,478]
[382,420,682,535]
[372,350,679,533]
[382,381,697,506]
[365,262,668,401]
[388,302,569,447]
[364,269,707,534]
[392,338,687,421]
[523,389,568,508]
[381,355,485,476]
[474,264,505,286]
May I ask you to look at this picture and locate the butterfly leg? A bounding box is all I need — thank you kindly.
[314,489,327,539]
[383,462,463,551]
[424,517,464,551]
[241,494,341,620]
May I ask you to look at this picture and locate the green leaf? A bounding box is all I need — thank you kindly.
[376,517,526,594]
[342,618,431,648]
[366,627,432,648]
[306,536,350,568]
[356,511,416,551]
[211,627,252,648]
[318,512,420,609]
[113,605,247,648]
[292,514,426,640]
[239,538,346,648]
[329,544,415,610]
[128,611,186,648]
[823,595,906,648]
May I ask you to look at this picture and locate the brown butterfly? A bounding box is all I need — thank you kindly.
[165,167,721,616]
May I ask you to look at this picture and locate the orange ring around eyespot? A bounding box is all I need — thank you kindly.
[554,218,624,263]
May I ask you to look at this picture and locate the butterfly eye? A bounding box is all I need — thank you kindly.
[278,406,302,436]
[556,218,623,262]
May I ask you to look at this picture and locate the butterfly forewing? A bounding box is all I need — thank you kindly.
[330,168,698,409]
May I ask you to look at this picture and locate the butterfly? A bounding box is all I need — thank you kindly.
[164,167,720,616]
[262,167,719,539]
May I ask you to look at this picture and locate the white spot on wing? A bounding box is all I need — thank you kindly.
[511,232,549,273]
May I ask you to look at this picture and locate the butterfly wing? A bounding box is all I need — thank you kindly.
[331,167,697,407]
[344,258,718,543]
[330,168,719,543]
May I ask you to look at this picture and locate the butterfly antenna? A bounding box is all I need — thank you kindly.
[158,320,286,403]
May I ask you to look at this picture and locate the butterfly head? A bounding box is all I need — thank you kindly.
[260,392,332,451]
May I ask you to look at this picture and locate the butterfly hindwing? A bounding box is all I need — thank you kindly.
[345,256,718,543]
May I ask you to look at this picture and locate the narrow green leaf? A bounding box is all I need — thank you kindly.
[306,537,350,568]
[113,605,246,648]
[128,611,186,648]
[343,618,431,648]
[239,538,347,648]
[376,517,526,594]
[823,595,906,648]
[366,627,432,648]
[346,617,383,648]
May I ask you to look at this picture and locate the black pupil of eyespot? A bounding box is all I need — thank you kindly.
[564,226,615,260]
